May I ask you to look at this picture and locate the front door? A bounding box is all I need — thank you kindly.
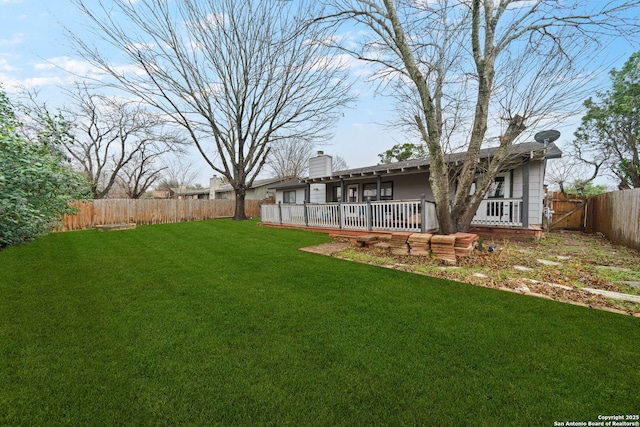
[347,184,358,203]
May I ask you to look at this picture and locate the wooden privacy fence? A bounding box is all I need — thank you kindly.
[546,189,640,250]
[57,199,267,231]
[547,192,588,230]
[585,189,640,250]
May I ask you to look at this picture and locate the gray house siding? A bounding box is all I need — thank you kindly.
[272,142,561,229]
[319,173,432,203]
[392,173,432,200]
[275,187,306,205]
[528,160,546,227]
[507,159,545,227]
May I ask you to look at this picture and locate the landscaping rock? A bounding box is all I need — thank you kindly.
[407,233,432,254]
[95,223,136,231]
[373,242,391,250]
[430,235,457,264]
[597,265,632,272]
[582,288,640,304]
[537,259,562,266]
[407,233,433,244]
[617,281,640,289]
[389,233,410,255]
[453,232,479,257]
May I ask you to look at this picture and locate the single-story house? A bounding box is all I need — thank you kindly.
[263,142,561,233]
[209,176,284,200]
[170,187,211,199]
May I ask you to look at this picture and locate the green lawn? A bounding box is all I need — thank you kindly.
[1,220,638,426]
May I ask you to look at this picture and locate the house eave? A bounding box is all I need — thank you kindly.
[301,141,562,184]
[303,165,429,184]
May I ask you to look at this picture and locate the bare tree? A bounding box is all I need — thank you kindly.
[116,143,168,198]
[68,0,354,219]
[27,84,186,199]
[266,138,316,180]
[266,140,350,178]
[321,0,640,233]
[332,155,349,172]
[156,156,201,192]
[545,158,588,194]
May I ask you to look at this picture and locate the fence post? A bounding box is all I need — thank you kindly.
[367,201,372,231]
[584,196,594,233]
[420,194,426,233]
[278,202,282,225]
[303,201,309,226]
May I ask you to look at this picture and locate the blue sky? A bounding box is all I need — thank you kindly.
[0,0,399,186]
[1,0,638,187]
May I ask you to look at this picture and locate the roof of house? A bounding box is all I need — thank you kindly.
[216,176,286,193]
[267,179,308,190]
[305,141,562,183]
[172,187,210,196]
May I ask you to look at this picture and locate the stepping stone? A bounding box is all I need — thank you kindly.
[597,266,632,272]
[523,278,572,291]
[514,265,533,271]
[537,259,562,266]
[473,273,488,278]
[545,282,573,291]
[515,284,531,293]
[556,255,571,261]
[617,281,640,289]
[582,288,640,304]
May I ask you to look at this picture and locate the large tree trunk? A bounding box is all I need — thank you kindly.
[233,188,248,221]
[428,169,455,234]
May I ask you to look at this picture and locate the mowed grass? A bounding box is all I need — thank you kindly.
[1,220,638,426]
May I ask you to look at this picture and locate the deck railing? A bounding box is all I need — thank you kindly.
[262,197,524,232]
[471,198,523,227]
[261,198,439,233]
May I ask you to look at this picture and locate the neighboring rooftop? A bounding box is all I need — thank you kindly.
[172,187,210,196]
[267,179,308,190]
[215,177,286,193]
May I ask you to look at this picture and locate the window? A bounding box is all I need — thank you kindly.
[348,185,358,202]
[363,183,377,201]
[332,186,342,202]
[380,182,393,200]
[488,176,505,198]
[362,182,393,201]
[283,190,296,204]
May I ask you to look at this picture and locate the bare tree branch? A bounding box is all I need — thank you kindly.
[25,83,187,199]
[68,0,354,219]
[319,0,640,232]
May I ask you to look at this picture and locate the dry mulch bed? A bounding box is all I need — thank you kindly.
[301,230,640,317]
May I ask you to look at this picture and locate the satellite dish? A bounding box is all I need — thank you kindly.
[534,130,560,144]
